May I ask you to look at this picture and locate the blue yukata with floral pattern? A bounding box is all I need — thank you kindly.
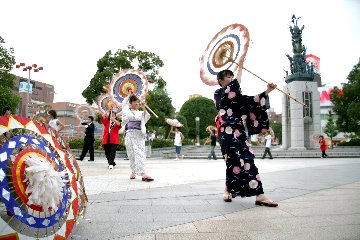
[214,79,270,198]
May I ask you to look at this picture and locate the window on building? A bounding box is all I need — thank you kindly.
[57,110,74,117]
[286,95,291,122]
[303,92,312,118]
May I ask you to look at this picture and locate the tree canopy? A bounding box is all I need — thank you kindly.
[331,62,360,137]
[0,36,19,114]
[179,97,218,139]
[82,45,165,105]
[270,120,282,144]
[146,87,175,135]
[324,110,338,147]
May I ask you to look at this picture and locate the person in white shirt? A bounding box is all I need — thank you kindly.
[173,127,184,160]
[48,110,65,132]
[262,131,273,159]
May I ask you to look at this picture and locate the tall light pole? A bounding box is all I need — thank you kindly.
[15,63,43,118]
[195,117,200,146]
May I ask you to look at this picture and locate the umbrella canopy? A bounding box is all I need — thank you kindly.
[165,118,183,127]
[0,116,87,239]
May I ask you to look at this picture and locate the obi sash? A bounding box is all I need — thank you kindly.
[125,121,141,131]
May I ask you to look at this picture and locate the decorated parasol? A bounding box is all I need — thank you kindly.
[109,69,158,118]
[31,111,51,124]
[97,93,121,115]
[206,125,216,131]
[200,24,250,86]
[200,23,305,105]
[109,69,148,104]
[165,118,183,139]
[74,104,95,121]
[311,133,323,144]
[165,118,183,128]
[0,116,87,239]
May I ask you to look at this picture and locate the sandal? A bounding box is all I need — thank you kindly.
[223,192,232,202]
[142,176,154,182]
[255,200,278,207]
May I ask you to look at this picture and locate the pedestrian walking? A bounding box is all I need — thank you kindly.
[146,130,155,158]
[214,69,278,207]
[319,135,328,158]
[122,91,154,181]
[173,127,184,160]
[262,130,273,159]
[76,116,95,162]
[206,129,217,160]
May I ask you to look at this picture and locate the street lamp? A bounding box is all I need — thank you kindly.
[15,63,43,118]
[195,117,200,146]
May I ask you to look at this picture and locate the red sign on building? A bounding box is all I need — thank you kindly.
[305,54,320,74]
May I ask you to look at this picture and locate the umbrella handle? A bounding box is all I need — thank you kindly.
[142,103,158,118]
[167,126,173,139]
[217,47,305,106]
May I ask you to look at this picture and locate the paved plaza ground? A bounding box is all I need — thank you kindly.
[71,157,360,240]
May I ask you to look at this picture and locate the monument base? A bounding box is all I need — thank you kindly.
[288,147,307,151]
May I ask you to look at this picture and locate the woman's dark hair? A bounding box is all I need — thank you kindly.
[48,110,57,119]
[129,95,140,103]
[217,70,234,86]
[88,116,94,121]
[2,107,11,116]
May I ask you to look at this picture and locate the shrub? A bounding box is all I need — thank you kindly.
[337,139,360,146]
[152,139,173,148]
[67,138,84,149]
[68,138,126,150]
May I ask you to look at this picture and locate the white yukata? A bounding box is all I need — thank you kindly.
[122,99,151,175]
[48,119,60,131]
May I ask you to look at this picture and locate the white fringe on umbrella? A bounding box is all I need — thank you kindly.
[23,153,67,212]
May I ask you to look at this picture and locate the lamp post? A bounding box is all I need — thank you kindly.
[15,63,43,118]
[195,117,200,146]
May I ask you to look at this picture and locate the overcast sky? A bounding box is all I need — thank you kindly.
[1,0,359,114]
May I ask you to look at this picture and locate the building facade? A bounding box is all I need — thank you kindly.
[12,76,55,117]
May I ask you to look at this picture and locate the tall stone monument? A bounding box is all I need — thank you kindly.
[282,15,321,150]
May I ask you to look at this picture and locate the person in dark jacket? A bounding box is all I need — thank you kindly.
[206,129,218,160]
[76,116,95,161]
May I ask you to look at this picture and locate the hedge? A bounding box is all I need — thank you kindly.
[67,137,203,150]
[337,139,360,146]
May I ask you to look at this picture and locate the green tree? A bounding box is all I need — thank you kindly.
[324,110,339,148]
[146,87,175,135]
[179,97,218,140]
[269,120,282,144]
[331,62,360,137]
[0,36,19,114]
[82,45,165,105]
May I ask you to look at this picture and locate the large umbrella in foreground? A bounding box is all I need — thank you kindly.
[0,116,87,239]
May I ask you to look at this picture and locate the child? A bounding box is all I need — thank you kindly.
[173,127,184,160]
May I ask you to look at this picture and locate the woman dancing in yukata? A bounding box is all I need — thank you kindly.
[122,91,154,182]
[215,69,278,207]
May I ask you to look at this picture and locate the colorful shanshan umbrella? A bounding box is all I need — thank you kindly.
[0,116,87,239]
